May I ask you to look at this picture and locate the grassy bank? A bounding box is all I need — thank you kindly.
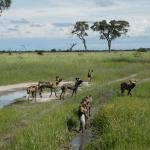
[0,51,150,149]
[85,81,150,150]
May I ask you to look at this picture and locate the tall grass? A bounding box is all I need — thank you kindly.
[0,52,150,149]
[0,52,149,85]
[85,82,150,150]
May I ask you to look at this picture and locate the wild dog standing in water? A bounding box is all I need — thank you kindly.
[82,95,93,118]
[87,69,93,82]
[120,80,136,96]
[38,76,62,97]
[60,78,83,100]
[77,95,93,133]
[78,101,87,133]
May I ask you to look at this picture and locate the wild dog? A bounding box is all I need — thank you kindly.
[77,102,88,133]
[60,78,83,100]
[87,69,93,82]
[26,85,41,103]
[49,78,62,97]
[82,95,93,118]
[38,76,62,97]
[120,80,136,96]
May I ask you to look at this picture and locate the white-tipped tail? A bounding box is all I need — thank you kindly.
[80,114,86,132]
[26,94,29,99]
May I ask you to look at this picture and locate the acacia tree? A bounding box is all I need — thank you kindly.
[91,20,130,53]
[0,0,11,15]
[72,21,89,50]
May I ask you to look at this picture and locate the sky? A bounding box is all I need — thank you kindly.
[0,0,150,50]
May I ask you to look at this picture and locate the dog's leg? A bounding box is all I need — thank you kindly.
[54,88,57,97]
[128,89,132,96]
[35,92,36,102]
[71,90,75,97]
[60,91,62,100]
[39,88,42,98]
[27,94,30,103]
[49,88,52,97]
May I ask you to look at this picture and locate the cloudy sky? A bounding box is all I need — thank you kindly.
[0,0,150,50]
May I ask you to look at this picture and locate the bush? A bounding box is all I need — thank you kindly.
[36,50,44,55]
[8,51,12,55]
[51,49,57,52]
[137,48,147,52]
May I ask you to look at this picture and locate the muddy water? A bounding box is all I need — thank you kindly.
[70,134,83,150]
[70,130,92,150]
[0,90,26,108]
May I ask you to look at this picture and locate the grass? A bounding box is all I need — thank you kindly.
[0,51,150,149]
[0,87,100,150]
[0,52,149,85]
[85,82,150,150]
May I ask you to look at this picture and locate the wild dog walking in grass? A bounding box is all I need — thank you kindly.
[38,76,62,97]
[87,69,93,82]
[120,80,136,96]
[60,78,83,100]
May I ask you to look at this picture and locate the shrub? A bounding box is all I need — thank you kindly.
[36,50,44,55]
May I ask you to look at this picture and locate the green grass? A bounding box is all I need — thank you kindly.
[0,52,149,85]
[0,87,101,150]
[85,82,150,150]
[0,51,150,149]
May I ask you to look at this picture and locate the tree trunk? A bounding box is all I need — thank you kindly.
[69,43,77,51]
[83,38,87,51]
[108,40,111,53]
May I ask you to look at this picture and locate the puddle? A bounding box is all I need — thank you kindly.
[70,130,92,150]
[70,133,84,150]
[0,90,26,108]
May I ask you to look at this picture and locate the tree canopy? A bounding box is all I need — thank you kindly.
[91,20,130,52]
[72,21,89,50]
[0,0,11,14]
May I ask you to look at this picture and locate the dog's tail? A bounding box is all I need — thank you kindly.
[80,114,86,133]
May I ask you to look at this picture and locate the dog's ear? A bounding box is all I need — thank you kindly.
[56,76,59,80]
[132,80,137,84]
[129,80,132,83]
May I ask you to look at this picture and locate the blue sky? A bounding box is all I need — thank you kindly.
[0,0,150,50]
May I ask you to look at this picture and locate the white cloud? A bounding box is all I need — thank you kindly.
[129,20,150,37]
[0,0,150,40]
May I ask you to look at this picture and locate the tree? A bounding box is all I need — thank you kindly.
[91,20,130,53]
[69,43,77,51]
[0,0,11,15]
[72,21,89,50]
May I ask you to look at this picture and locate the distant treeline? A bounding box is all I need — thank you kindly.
[0,48,149,54]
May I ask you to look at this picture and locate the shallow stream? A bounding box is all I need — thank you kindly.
[0,90,26,108]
